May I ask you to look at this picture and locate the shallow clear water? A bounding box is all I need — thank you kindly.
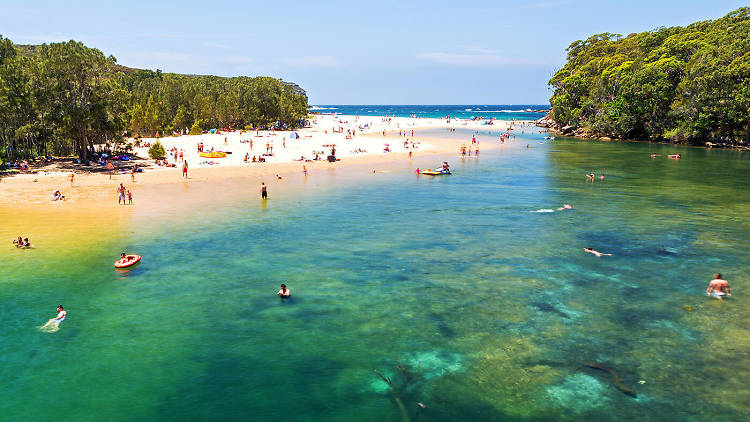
[2,132,749,421]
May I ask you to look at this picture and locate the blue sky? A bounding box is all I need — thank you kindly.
[0,0,747,104]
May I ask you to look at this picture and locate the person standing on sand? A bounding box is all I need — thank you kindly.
[127,190,133,205]
[117,183,126,205]
[707,273,731,300]
[303,165,308,176]
[69,172,75,185]
[260,182,268,199]
[182,161,188,178]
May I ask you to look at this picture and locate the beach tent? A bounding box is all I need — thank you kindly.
[290,132,299,139]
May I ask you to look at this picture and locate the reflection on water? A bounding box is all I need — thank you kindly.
[1,132,749,421]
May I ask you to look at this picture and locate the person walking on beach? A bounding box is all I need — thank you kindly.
[182,161,188,178]
[260,182,268,199]
[69,172,75,186]
[117,183,126,205]
[707,273,731,300]
[303,165,308,176]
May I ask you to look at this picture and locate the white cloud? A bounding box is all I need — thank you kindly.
[417,48,543,67]
[201,42,230,49]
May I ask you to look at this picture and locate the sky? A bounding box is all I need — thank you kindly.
[0,0,747,104]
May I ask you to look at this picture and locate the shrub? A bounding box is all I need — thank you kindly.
[148,141,166,159]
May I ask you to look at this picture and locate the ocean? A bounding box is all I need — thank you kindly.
[309,104,549,121]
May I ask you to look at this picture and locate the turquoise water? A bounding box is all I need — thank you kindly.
[2,131,749,421]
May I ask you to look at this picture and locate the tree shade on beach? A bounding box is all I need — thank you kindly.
[0,37,308,162]
[547,7,750,145]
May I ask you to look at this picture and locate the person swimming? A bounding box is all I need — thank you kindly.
[277,284,290,298]
[706,273,731,300]
[557,204,573,211]
[584,247,612,257]
[40,305,67,332]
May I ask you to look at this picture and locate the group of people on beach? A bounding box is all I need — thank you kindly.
[12,236,32,248]
[117,183,133,205]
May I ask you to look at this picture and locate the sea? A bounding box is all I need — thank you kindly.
[309,104,549,121]
[2,121,749,422]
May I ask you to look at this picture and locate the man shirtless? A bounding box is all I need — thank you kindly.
[584,247,612,257]
[117,183,126,204]
[706,273,731,300]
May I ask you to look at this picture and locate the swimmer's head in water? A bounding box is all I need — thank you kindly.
[715,273,722,279]
[57,305,63,311]
[280,284,286,289]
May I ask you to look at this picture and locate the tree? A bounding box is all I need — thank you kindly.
[148,141,165,159]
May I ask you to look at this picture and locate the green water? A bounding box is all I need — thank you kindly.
[2,133,749,421]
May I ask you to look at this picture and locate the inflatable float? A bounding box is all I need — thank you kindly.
[199,151,227,158]
[421,169,451,176]
[114,254,141,268]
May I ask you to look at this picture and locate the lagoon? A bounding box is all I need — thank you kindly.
[2,131,749,421]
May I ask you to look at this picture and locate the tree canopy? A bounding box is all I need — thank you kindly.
[548,7,750,144]
[0,37,308,162]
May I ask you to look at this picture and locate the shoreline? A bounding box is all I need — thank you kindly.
[535,116,750,151]
[1,115,531,245]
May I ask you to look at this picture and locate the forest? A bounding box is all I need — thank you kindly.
[547,7,750,145]
[0,37,308,162]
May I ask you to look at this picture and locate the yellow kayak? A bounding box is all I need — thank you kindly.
[199,151,227,158]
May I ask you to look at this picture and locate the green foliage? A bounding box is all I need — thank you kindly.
[0,36,308,161]
[148,141,166,159]
[189,120,202,135]
[548,8,750,144]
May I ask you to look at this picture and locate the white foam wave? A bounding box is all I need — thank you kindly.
[309,106,338,110]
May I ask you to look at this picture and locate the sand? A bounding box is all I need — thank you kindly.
[0,115,531,244]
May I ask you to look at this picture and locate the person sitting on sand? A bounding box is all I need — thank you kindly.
[706,273,731,300]
[277,284,290,298]
[52,189,65,201]
[22,237,32,248]
[584,247,612,257]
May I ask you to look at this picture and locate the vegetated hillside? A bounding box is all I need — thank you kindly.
[1,37,309,161]
[544,7,750,146]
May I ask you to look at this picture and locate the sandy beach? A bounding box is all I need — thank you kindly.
[0,115,530,211]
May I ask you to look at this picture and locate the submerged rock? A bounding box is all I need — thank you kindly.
[546,373,611,414]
